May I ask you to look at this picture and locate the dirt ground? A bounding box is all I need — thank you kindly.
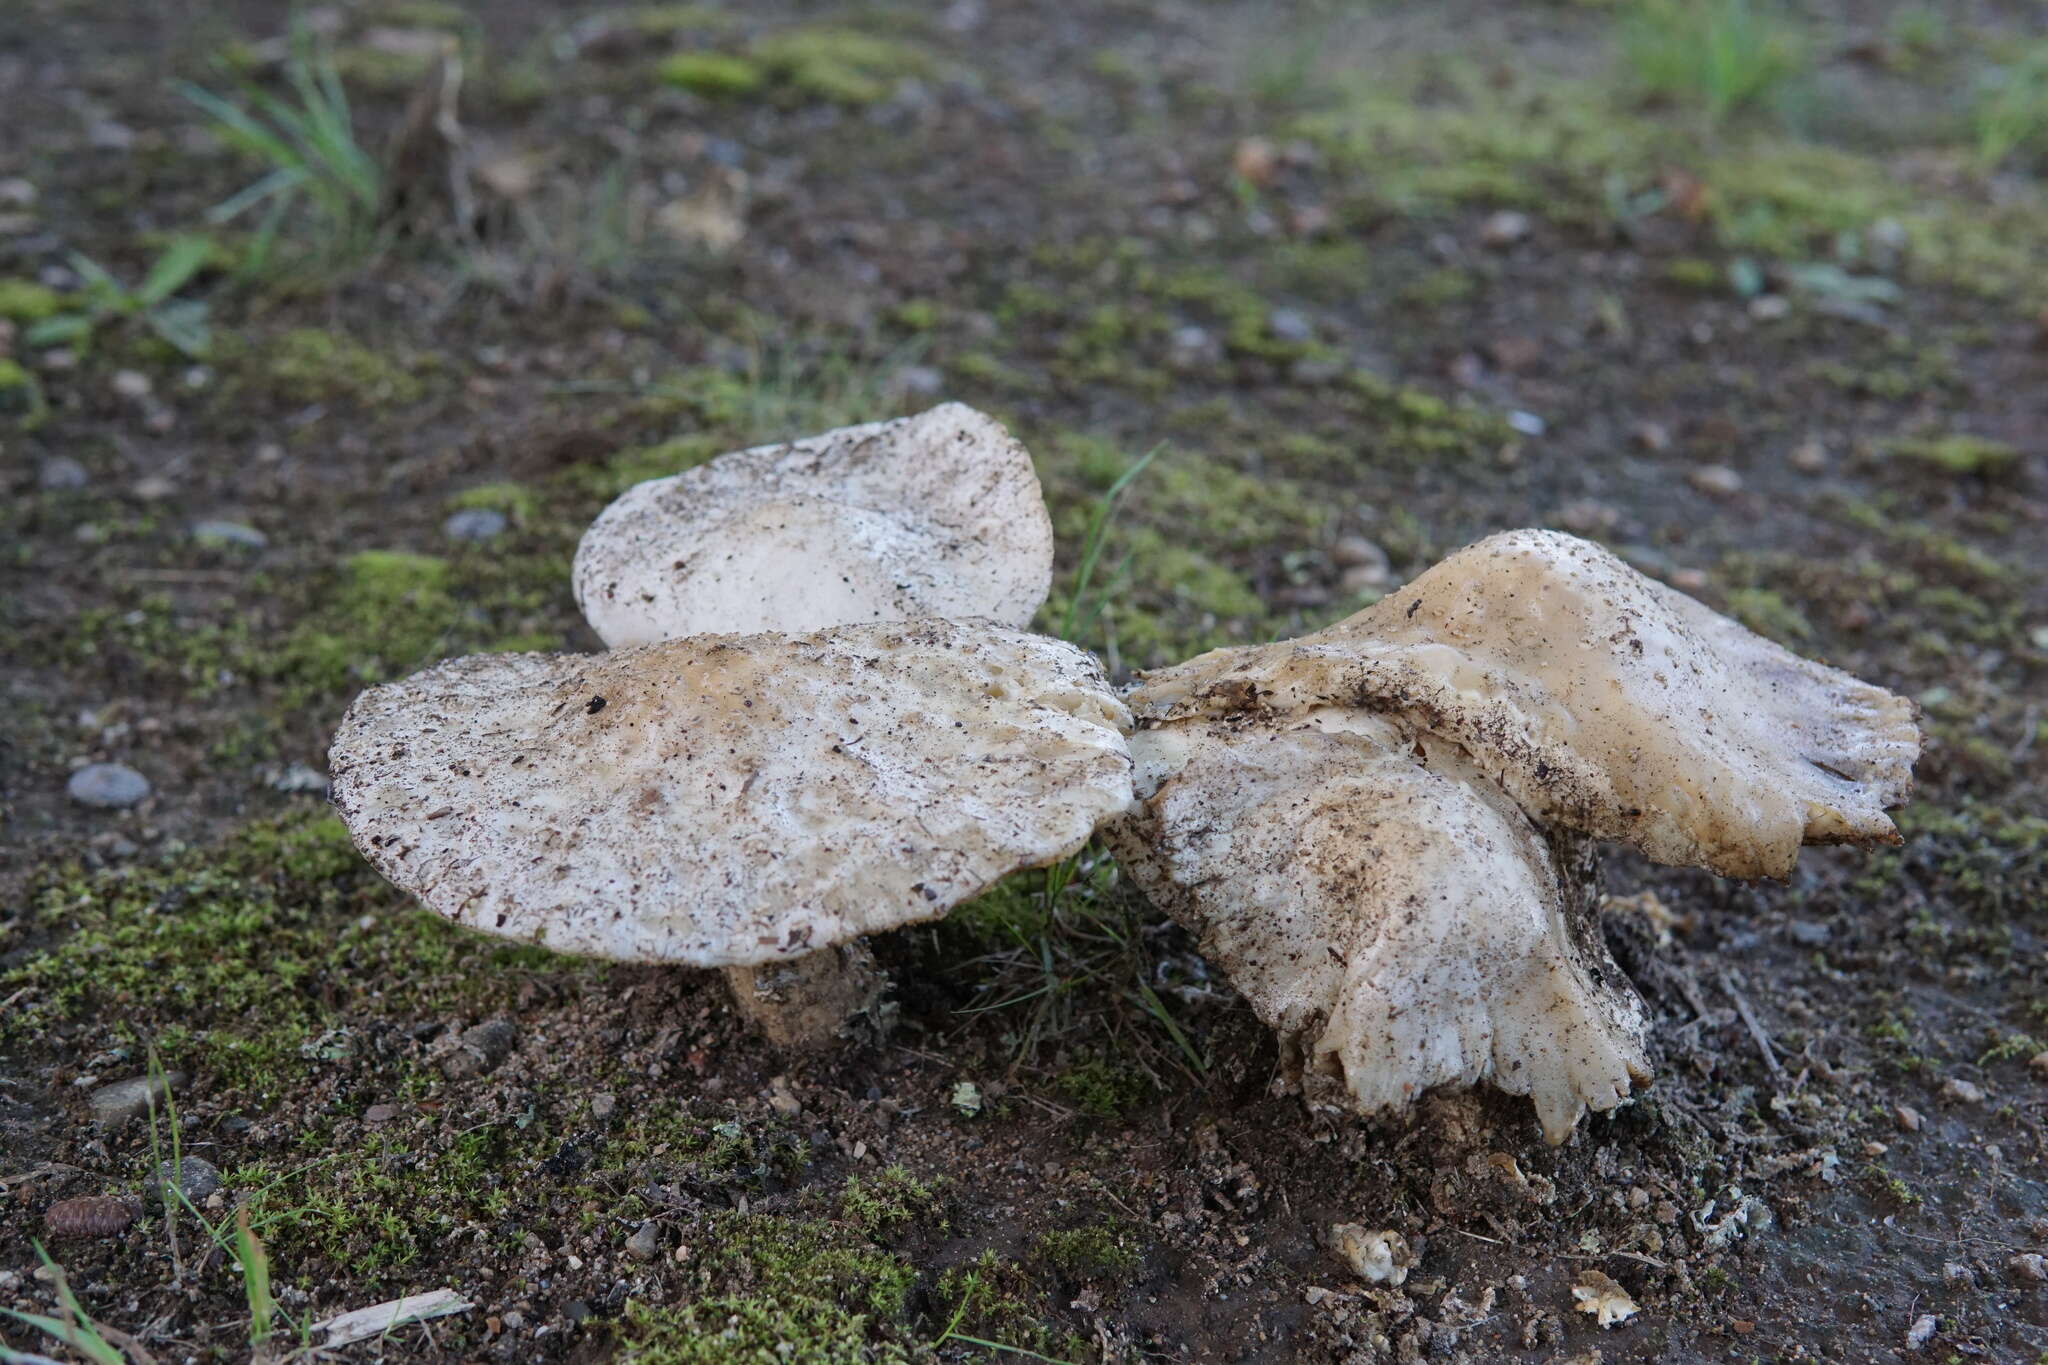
[3,0,2046,1361]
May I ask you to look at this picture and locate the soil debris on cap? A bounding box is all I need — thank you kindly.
[572,403,1055,646]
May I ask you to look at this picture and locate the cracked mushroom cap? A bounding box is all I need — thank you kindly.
[1124,529,1919,880]
[572,403,1056,647]
[329,620,1133,966]
[1104,712,1649,1143]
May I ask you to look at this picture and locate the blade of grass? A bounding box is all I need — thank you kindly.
[1129,982,1207,1076]
[2,1247,125,1365]
[205,165,307,225]
[1058,442,1163,642]
[137,237,214,308]
[941,1334,1078,1364]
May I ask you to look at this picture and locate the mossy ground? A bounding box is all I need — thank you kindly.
[3,0,2046,1361]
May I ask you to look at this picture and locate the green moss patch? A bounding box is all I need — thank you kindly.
[262,328,429,407]
[0,813,563,1098]
[1881,433,2022,477]
[0,278,63,321]
[749,28,933,107]
[658,51,766,98]
[617,1213,917,1363]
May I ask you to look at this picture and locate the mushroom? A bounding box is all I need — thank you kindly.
[572,403,1056,647]
[1107,528,1915,1139]
[329,619,1133,1046]
[1123,529,1919,880]
[1102,713,1650,1144]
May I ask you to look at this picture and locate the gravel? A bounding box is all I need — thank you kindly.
[67,762,151,809]
[443,507,508,543]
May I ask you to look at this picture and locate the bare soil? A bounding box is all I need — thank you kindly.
[3,1,2045,1362]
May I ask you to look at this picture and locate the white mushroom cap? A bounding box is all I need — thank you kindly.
[572,403,1056,647]
[329,620,1132,966]
[1124,529,1919,880]
[1105,713,1649,1143]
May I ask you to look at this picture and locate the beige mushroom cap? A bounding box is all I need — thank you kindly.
[1125,529,1919,880]
[572,404,1056,647]
[329,620,1133,966]
[1105,714,1649,1143]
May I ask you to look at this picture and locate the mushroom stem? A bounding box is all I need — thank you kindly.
[720,942,884,1049]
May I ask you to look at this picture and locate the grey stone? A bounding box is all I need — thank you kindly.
[889,365,944,399]
[1288,354,1346,385]
[625,1221,661,1260]
[443,507,507,543]
[90,1072,184,1128]
[1267,308,1314,343]
[442,1018,518,1079]
[1785,919,1831,946]
[1479,210,1531,247]
[191,520,269,550]
[68,763,151,809]
[149,1155,222,1207]
[270,764,330,795]
[38,456,88,490]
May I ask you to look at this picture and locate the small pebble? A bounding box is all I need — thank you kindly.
[38,456,89,490]
[1330,535,1388,571]
[1790,439,1829,474]
[1688,465,1743,496]
[90,1071,184,1127]
[191,519,268,550]
[1940,1078,1985,1105]
[1904,1314,1937,1350]
[45,1195,137,1239]
[150,1155,222,1207]
[1557,500,1620,535]
[2031,1051,2048,1077]
[112,369,152,399]
[625,1221,661,1261]
[591,1093,617,1122]
[364,1103,400,1124]
[1785,919,1831,946]
[1506,410,1546,437]
[1894,1104,1924,1132]
[1267,308,1314,344]
[1479,210,1530,247]
[443,507,508,543]
[68,762,151,810]
[1231,136,1278,187]
[1632,421,1672,453]
[1487,334,1541,373]
[270,763,330,795]
[442,1018,518,1079]
[2010,1253,2047,1284]
[888,364,944,399]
